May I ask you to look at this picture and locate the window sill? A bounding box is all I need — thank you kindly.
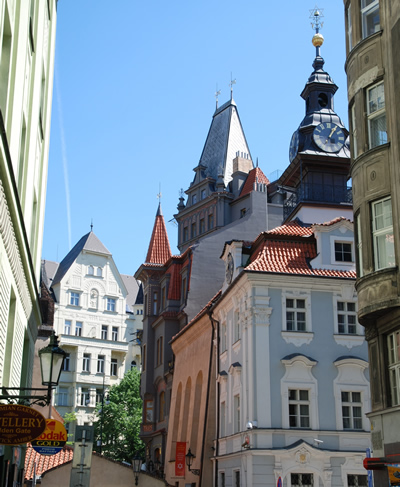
[334,333,365,349]
[281,331,314,347]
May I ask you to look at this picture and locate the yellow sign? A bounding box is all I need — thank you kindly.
[32,419,67,455]
[388,464,400,485]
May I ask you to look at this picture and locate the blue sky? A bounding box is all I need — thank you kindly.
[42,1,348,276]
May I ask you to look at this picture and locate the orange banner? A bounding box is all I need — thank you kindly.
[175,442,186,477]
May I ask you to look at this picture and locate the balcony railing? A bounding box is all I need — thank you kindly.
[283,184,353,220]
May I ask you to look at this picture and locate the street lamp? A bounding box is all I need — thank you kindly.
[132,452,143,486]
[0,333,66,406]
[185,448,200,476]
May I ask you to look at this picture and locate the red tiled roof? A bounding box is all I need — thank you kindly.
[266,220,313,237]
[240,167,270,197]
[145,205,172,264]
[24,444,74,480]
[246,239,356,278]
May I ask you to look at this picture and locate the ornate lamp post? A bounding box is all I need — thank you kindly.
[185,448,200,476]
[132,452,143,485]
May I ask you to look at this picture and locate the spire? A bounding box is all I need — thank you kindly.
[309,6,324,60]
[145,204,172,265]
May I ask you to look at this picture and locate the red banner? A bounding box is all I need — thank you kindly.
[175,442,186,477]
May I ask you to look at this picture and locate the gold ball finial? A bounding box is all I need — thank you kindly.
[312,33,324,47]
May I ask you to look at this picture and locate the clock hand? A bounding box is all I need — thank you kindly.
[328,126,338,138]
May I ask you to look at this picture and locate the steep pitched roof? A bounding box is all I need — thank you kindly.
[198,98,252,187]
[52,232,111,285]
[239,166,270,197]
[120,275,141,312]
[145,203,172,265]
[24,444,74,481]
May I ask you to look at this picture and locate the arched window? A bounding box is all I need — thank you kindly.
[88,265,94,275]
[97,267,102,277]
[131,360,137,369]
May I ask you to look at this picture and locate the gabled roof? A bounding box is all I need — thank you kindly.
[239,167,270,198]
[52,232,111,285]
[120,275,142,312]
[145,203,172,265]
[198,98,252,187]
[24,444,74,480]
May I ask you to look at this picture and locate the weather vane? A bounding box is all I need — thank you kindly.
[229,73,236,99]
[309,5,324,57]
[157,184,162,203]
[215,84,221,108]
[90,218,93,231]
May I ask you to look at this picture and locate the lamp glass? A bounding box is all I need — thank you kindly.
[132,453,142,474]
[39,334,66,386]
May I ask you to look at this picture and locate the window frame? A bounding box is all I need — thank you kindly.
[361,0,380,40]
[75,321,83,337]
[337,301,358,335]
[112,326,118,341]
[388,330,400,406]
[62,353,70,371]
[367,81,387,149]
[70,292,80,307]
[110,358,118,376]
[82,353,91,373]
[64,320,71,335]
[286,298,306,332]
[288,389,310,429]
[97,355,105,374]
[57,387,68,407]
[341,391,363,430]
[80,388,90,406]
[371,196,395,271]
[106,297,116,312]
[101,325,108,340]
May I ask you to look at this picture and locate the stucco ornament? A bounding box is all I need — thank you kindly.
[295,447,310,465]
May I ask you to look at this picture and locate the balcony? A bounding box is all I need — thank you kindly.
[283,183,353,220]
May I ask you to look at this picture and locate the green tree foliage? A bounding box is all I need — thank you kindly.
[63,411,77,445]
[93,368,144,462]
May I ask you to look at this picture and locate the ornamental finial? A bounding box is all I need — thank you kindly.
[309,5,324,56]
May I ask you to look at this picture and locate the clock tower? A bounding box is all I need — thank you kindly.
[280,8,352,224]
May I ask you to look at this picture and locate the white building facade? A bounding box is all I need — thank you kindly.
[213,219,370,487]
[42,231,143,427]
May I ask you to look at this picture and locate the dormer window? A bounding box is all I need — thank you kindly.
[201,189,206,199]
[334,242,353,262]
[192,194,197,205]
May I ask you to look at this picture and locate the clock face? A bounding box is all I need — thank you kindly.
[313,122,345,153]
[226,253,234,284]
[289,130,299,162]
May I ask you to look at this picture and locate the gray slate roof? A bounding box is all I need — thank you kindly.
[51,232,111,286]
[198,98,252,187]
[121,274,142,313]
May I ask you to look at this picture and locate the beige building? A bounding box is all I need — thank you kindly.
[0,0,58,483]
[344,0,400,483]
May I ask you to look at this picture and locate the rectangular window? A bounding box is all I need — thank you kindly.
[80,388,90,406]
[191,222,197,238]
[153,291,158,315]
[64,320,71,335]
[112,326,118,341]
[107,298,116,312]
[183,226,189,242]
[96,388,103,404]
[346,4,353,51]
[208,214,214,230]
[335,242,353,262]
[220,322,227,353]
[361,0,380,39]
[161,287,166,310]
[367,82,387,148]
[291,473,313,487]
[388,331,400,406]
[356,213,363,278]
[75,321,83,336]
[234,394,240,433]
[372,197,395,270]
[286,299,306,331]
[200,218,205,234]
[220,472,225,487]
[101,325,108,340]
[110,358,118,376]
[342,391,363,430]
[192,194,197,204]
[82,353,91,372]
[235,470,240,487]
[97,355,105,374]
[58,387,68,406]
[289,389,310,428]
[220,402,226,437]
[233,310,240,343]
[62,353,70,371]
[347,474,368,487]
[70,292,80,306]
[337,302,357,334]
[201,189,206,199]
[156,337,163,366]
[351,104,358,159]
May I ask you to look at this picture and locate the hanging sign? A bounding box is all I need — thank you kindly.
[0,404,46,445]
[32,419,67,455]
[388,464,400,486]
[175,442,186,477]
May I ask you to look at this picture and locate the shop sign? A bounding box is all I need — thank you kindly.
[175,442,186,477]
[388,464,400,486]
[0,405,46,445]
[32,419,67,455]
